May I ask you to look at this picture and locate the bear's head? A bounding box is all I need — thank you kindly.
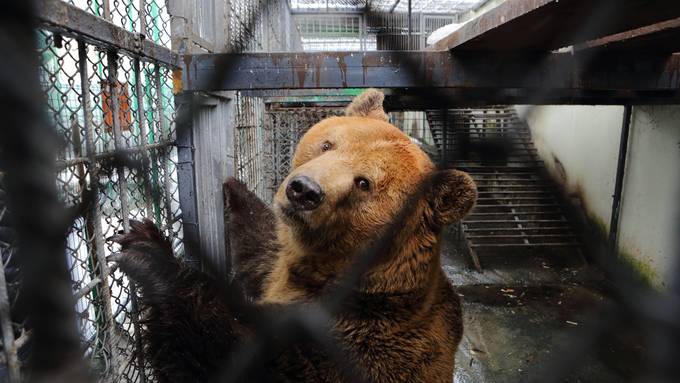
[273,89,476,288]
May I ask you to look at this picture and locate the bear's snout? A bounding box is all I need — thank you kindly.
[286,175,325,211]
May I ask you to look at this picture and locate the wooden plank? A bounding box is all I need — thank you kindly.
[576,17,680,53]
[433,0,680,51]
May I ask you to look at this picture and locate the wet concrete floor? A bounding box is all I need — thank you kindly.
[441,228,647,382]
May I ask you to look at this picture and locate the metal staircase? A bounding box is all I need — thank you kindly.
[426,107,583,271]
[425,109,456,166]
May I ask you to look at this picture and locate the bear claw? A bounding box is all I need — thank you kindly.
[106,253,123,263]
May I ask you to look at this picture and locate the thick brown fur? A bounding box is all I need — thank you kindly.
[109,220,246,382]
[112,89,477,382]
[223,177,279,300]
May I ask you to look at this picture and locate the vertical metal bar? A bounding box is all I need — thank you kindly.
[262,0,269,52]
[154,65,174,233]
[225,0,232,50]
[360,14,365,51]
[0,256,19,383]
[94,43,121,380]
[139,0,147,38]
[134,58,154,216]
[407,0,412,50]
[103,0,112,20]
[79,39,114,367]
[282,0,289,50]
[419,12,424,49]
[108,50,134,380]
[130,56,149,383]
[608,105,633,255]
[175,94,200,267]
[107,51,131,232]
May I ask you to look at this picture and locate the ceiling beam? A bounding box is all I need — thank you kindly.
[576,17,680,53]
[432,0,680,51]
[180,51,680,104]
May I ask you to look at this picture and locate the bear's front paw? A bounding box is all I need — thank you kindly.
[108,219,180,300]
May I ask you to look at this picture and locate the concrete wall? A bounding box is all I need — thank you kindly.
[516,105,680,289]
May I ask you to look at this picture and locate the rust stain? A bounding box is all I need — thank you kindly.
[362,54,382,86]
[172,68,183,94]
[271,54,280,68]
[287,54,308,88]
[314,53,323,88]
[338,54,348,88]
[270,54,284,88]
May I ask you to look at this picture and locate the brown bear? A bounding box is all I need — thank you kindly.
[110,89,477,383]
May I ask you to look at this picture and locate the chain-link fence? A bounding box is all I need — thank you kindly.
[230,0,304,201]
[234,94,267,200]
[66,0,172,48]
[0,1,182,381]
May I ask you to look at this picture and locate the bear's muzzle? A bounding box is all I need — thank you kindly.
[286,175,325,211]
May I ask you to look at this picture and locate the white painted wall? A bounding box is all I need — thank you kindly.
[618,106,680,288]
[516,105,680,289]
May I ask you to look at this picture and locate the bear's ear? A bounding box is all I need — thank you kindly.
[345,88,389,121]
[429,169,478,227]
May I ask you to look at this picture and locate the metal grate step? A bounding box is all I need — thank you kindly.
[470,243,581,249]
[429,106,585,270]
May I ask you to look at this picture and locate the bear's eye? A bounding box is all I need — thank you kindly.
[355,177,370,191]
[321,141,332,152]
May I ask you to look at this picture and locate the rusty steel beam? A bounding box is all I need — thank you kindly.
[181,51,680,104]
[576,17,680,53]
[37,0,178,67]
[432,0,680,52]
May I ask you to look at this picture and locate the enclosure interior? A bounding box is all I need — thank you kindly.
[1,0,679,382]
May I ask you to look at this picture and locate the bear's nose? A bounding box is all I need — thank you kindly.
[286,176,324,211]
